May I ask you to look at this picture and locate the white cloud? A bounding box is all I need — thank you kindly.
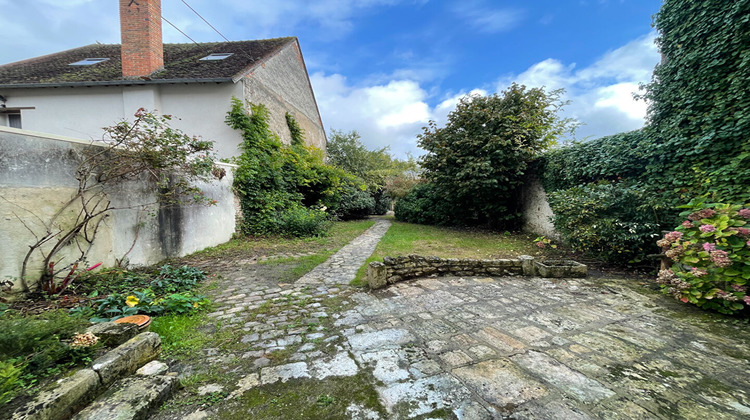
[312,32,659,160]
[160,0,419,43]
[452,2,524,33]
[311,74,432,157]
[502,32,659,141]
[0,0,418,62]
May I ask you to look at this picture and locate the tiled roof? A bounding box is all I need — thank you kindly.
[0,37,295,87]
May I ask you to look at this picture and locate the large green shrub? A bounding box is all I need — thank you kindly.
[657,200,750,314]
[332,183,375,220]
[547,182,662,264]
[273,205,332,237]
[394,183,453,225]
[415,84,574,228]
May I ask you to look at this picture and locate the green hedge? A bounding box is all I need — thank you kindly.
[538,130,649,192]
[536,0,750,265]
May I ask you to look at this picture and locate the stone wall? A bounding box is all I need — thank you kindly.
[367,255,535,289]
[520,173,561,240]
[0,127,237,293]
[242,40,326,151]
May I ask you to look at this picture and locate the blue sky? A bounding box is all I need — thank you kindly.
[0,0,662,157]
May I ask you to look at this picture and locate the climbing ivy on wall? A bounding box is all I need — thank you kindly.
[537,0,750,264]
[227,98,330,236]
[285,112,304,147]
[226,98,372,236]
[642,0,750,203]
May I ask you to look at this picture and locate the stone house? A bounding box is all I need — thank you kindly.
[0,0,326,158]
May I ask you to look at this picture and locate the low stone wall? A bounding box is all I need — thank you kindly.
[367,255,535,289]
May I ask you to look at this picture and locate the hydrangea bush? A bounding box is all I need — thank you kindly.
[657,199,750,314]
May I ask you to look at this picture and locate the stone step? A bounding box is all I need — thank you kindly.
[71,375,179,420]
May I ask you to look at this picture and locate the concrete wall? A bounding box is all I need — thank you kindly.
[242,40,327,151]
[520,174,561,240]
[0,127,236,293]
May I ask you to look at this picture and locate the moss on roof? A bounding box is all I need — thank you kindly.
[0,37,295,86]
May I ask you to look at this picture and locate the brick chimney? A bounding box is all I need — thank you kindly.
[119,0,163,78]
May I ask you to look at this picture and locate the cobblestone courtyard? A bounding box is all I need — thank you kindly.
[155,219,750,419]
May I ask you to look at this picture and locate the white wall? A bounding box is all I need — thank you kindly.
[3,87,128,141]
[0,127,237,293]
[1,82,246,159]
[158,83,245,158]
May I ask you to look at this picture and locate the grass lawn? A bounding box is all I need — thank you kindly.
[191,219,375,260]
[352,219,568,286]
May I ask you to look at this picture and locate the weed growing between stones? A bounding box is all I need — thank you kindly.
[215,372,386,420]
[0,309,97,405]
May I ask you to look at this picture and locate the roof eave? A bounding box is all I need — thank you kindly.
[0,77,235,89]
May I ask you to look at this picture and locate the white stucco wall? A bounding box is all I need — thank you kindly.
[1,82,245,159]
[2,87,129,141]
[242,41,327,151]
[0,127,236,293]
[158,83,245,158]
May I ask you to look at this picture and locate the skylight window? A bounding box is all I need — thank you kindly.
[69,58,110,66]
[200,53,233,61]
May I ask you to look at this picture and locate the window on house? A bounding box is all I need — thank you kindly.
[2,111,21,129]
[69,58,110,66]
[199,53,233,61]
[8,112,21,129]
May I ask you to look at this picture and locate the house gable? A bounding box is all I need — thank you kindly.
[241,40,326,151]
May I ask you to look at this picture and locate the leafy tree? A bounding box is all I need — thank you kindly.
[416,83,575,228]
[326,129,418,214]
[326,129,417,192]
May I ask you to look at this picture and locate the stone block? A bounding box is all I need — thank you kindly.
[12,369,101,420]
[519,255,536,276]
[136,360,169,376]
[72,375,178,420]
[91,332,161,386]
[86,322,139,347]
[422,267,437,275]
[387,275,403,284]
[367,262,387,289]
[534,260,587,278]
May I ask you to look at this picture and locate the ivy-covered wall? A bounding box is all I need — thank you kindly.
[534,0,750,264]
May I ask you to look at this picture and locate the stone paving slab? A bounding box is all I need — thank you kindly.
[153,218,750,420]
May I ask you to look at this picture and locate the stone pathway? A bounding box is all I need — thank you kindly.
[297,218,391,285]
[154,219,750,420]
